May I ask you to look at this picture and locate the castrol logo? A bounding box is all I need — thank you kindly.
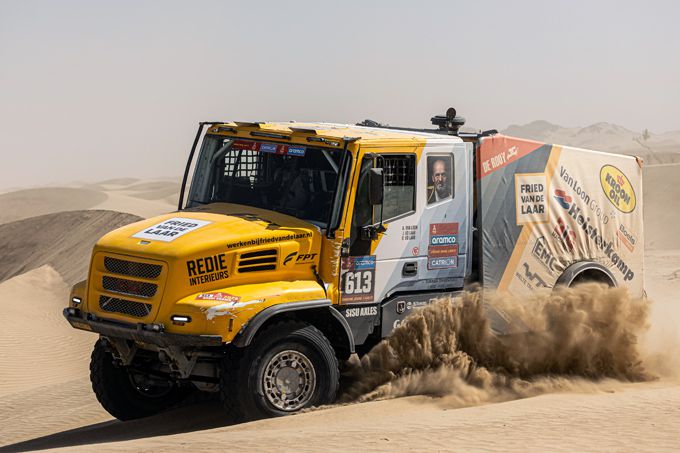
[600,165,636,213]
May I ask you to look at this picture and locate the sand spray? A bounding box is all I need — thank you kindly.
[340,283,668,407]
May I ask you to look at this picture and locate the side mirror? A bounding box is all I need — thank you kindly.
[368,168,384,205]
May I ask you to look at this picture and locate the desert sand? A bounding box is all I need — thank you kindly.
[0,126,679,452]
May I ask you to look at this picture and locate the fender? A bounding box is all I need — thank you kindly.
[232,300,355,353]
[556,261,617,287]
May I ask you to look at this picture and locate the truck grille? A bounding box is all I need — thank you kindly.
[104,256,162,279]
[238,249,277,273]
[99,295,152,318]
[102,275,157,298]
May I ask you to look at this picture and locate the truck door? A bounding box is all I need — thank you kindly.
[417,141,472,290]
[339,141,471,306]
[340,147,420,302]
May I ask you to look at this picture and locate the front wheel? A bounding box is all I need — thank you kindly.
[90,338,190,421]
[221,320,339,421]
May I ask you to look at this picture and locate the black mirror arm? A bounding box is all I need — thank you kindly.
[360,221,387,241]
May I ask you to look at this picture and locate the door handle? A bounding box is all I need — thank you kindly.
[402,261,418,276]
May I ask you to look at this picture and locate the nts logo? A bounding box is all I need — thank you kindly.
[554,189,572,209]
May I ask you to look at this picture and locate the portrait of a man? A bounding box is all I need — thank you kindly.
[427,156,453,204]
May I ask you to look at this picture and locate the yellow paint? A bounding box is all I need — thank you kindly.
[210,122,438,150]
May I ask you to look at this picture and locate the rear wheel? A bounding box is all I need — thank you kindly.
[90,338,189,421]
[221,320,339,421]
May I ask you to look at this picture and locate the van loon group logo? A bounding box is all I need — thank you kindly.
[553,189,572,209]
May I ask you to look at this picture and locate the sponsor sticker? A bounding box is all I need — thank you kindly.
[229,140,306,157]
[226,231,313,249]
[428,245,458,257]
[428,256,458,269]
[429,223,458,245]
[515,262,550,290]
[287,146,306,157]
[132,218,212,243]
[552,218,576,252]
[295,253,317,264]
[343,306,378,318]
[600,165,636,213]
[284,252,317,265]
[231,140,259,151]
[617,224,637,252]
[558,196,635,281]
[341,255,376,303]
[531,236,566,274]
[478,137,543,178]
[259,143,278,154]
[558,166,610,224]
[196,292,240,303]
[187,253,229,286]
[427,223,459,269]
[515,173,549,225]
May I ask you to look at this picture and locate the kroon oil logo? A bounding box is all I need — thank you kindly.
[600,165,636,213]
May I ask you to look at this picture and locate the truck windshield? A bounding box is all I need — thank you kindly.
[187,136,345,228]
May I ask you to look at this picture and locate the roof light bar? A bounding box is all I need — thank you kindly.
[250,131,291,140]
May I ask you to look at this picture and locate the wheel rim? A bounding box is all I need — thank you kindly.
[262,349,316,411]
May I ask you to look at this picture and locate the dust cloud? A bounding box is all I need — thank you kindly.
[342,283,654,407]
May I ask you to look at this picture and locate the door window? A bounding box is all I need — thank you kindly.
[380,155,416,220]
[426,155,454,204]
[349,153,417,256]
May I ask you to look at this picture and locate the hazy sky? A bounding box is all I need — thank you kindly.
[1,0,679,188]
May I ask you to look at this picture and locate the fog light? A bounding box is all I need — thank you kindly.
[171,315,192,323]
[66,307,79,316]
[71,297,82,305]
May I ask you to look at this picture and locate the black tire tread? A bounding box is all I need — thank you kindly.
[90,338,188,421]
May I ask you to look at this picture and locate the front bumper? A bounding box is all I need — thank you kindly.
[63,308,223,348]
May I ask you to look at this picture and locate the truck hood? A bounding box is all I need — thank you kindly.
[95,203,320,259]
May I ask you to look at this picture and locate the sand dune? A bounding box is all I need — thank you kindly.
[0,266,111,448]
[0,179,177,226]
[0,266,94,397]
[0,210,141,285]
[0,188,108,224]
[503,120,680,165]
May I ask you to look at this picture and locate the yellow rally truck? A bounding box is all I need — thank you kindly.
[64,109,644,420]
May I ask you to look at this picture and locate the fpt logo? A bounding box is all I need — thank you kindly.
[600,165,636,213]
[553,189,572,209]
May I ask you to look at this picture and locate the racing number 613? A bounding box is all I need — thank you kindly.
[344,270,372,295]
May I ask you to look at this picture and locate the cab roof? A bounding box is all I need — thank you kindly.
[208,121,463,147]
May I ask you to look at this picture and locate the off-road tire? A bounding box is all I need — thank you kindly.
[90,338,189,421]
[220,320,339,421]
